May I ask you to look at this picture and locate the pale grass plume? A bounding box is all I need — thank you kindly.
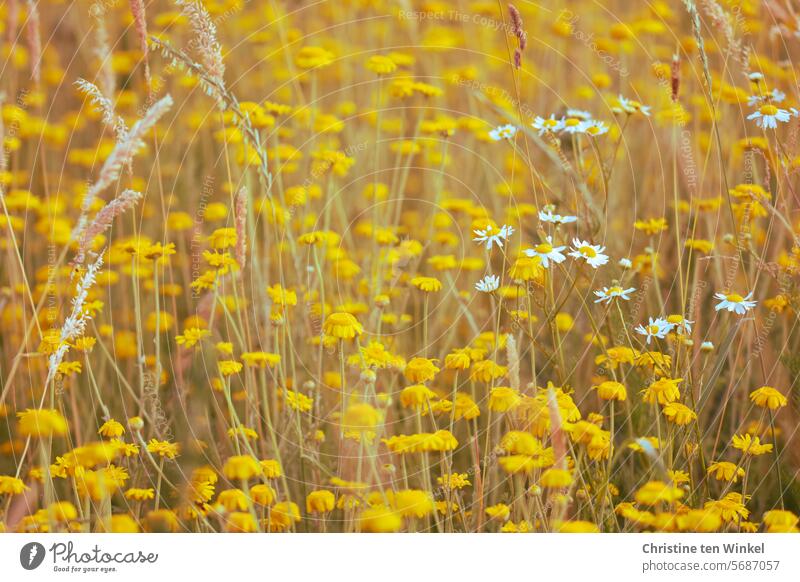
[74,78,128,140]
[699,0,750,71]
[47,253,104,381]
[24,0,41,84]
[176,0,226,86]
[75,189,143,265]
[91,9,116,100]
[506,334,520,391]
[72,94,173,251]
[6,0,20,45]
[234,186,248,272]
[508,4,527,69]
[129,0,151,87]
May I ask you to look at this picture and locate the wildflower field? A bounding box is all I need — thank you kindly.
[0,0,799,535]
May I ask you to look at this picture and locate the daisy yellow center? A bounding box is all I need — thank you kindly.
[647,324,660,334]
[536,242,553,253]
[565,118,580,126]
[543,119,559,128]
[609,286,623,294]
[579,245,597,258]
[760,104,778,116]
[726,293,744,302]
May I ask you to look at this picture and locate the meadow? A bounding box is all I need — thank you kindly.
[0,0,799,533]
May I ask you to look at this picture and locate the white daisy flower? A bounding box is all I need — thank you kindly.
[619,257,632,269]
[635,317,674,344]
[473,224,514,250]
[568,238,609,268]
[562,116,586,134]
[616,94,651,116]
[488,124,518,141]
[666,314,693,334]
[532,115,565,135]
[475,274,500,293]
[566,108,592,120]
[580,120,609,136]
[538,207,577,225]
[524,236,567,268]
[593,285,636,304]
[747,89,786,107]
[747,104,791,129]
[714,291,757,314]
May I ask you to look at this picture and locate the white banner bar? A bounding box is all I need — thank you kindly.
[1,534,798,581]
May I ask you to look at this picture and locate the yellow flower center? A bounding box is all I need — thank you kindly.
[579,245,597,258]
[609,286,623,294]
[760,104,778,116]
[536,242,553,253]
[647,324,659,334]
[726,293,744,302]
[565,118,580,126]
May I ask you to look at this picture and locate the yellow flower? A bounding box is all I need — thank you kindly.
[343,403,381,432]
[284,390,313,412]
[593,380,627,401]
[661,402,697,425]
[470,359,507,383]
[676,509,722,532]
[763,510,799,531]
[226,512,257,533]
[17,409,68,438]
[540,468,573,489]
[391,489,433,518]
[731,434,773,456]
[634,217,668,235]
[704,492,749,522]
[241,351,281,368]
[0,475,29,495]
[485,503,510,521]
[146,439,180,459]
[635,481,684,505]
[403,357,440,383]
[444,348,472,370]
[558,520,600,533]
[359,506,402,532]
[306,490,336,514]
[223,455,262,481]
[488,387,521,412]
[124,488,155,501]
[144,509,180,532]
[707,461,745,483]
[98,419,125,438]
[410,276,442,293]
[266,501,301,532]
[400,384,437,409]
[110,514,140,533]
[250,484,276,506]
[260,459,282,479]
[323,312,364,340]
[641,377,682,405]
[207,227,237,249]
[749,386,788,410]
[218,360,243,377]
[365,55,397,75]
[176,327,210,348]
[437,473,471,489]
[295,46,335,69]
